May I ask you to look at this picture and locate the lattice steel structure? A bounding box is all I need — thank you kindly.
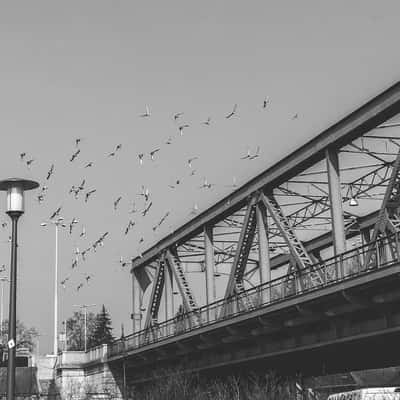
[129,81,400,346]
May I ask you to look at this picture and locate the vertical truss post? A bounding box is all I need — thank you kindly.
[164,262,174,335]
[256,202,271,304]
[132,271,143,334]
[326,148,346,265]
[204,224,216,321]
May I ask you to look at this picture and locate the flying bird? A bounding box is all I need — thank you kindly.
[174,112,184,121]
[138,186,150,202]
[84,274,92,283]
[200,178,214,189]
[20,152,26,161]
[202,117,211,126]
[124,220,135,235]
[292,113,299,120]
[85,189,96,202]
[188,157,198,168]
[50,207,62,220]
[138,154,144,165]
[75,138,82,147]
[37,194,45,204]
[81,247,90,261]
[78,179,86,191]
[46,164,54,180]
[76,283,84,291]
[142,202,153,217]
[1,222,7,228]
[80,227,86,237]
[69,218,79,234]
[240,148,251,160]
[26,159,35,168]
[263,97,270,108]
[226,104,237,119]
[165,137,173,145]
[113,196,122,210]
[139,105,150,118]
[71,259,78,269]
[84,162,94,168]
[178,124,190,136]
[168,180,181,189]
[150,148,160,161]
[70,149,81,162]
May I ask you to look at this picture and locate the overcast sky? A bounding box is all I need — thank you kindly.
[0,1,399,354]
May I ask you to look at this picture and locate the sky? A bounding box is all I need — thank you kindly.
[0,1,399,355]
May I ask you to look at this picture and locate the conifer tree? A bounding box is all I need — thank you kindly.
[92,304,114,346]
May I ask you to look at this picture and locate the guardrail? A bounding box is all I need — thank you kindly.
[104,233,400,358]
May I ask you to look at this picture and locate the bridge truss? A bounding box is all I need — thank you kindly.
[129,81,400,344]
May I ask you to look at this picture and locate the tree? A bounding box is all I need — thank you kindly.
[91,305,114,346]
[1,319,38,353]
[66,311,97,351]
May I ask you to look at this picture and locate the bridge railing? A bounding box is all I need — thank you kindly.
[107,232,400,358]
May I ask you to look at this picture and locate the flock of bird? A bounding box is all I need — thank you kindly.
[5,98,299,294]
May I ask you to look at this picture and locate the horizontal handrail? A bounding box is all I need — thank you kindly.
[100,232,400,359]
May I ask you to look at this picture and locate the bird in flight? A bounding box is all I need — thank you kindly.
[202,117,211,126]
[76,283,84,291]
[200,178,214,189]
[84,162,94,168]
[46,164,55,180]
[168,179,181,189]
[138,186,150,202]
[69,218,79,234]
[84,274,92,283]
[188,157,198,169]
[178,124,190,136]
[139,105,150,118]
[292,113,299,120]
[70,149,81,162]
[142,201,153,217]
[226,104,237,119]
[165,137,173,145]
[124,220,135,235]
[20,152,26,161]
[37,194,45,204]
[26,159,35,168]
[80,226,86,238]
[150,148,160,161]
[263,97,270,108]
[113,196,122,210]
[249,146,260,160]
[78,179,86,191]
[50,207,62,220]
[240,147,251,160]
[72,259,78,269]
[81,247,90,261]
[174,112,184,121]
[75,138,82,147]
[138,154,144,165]
[1,222,7,228]
[85,189,96,202]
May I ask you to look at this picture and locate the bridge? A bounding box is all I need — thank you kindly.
[57,81,400,395]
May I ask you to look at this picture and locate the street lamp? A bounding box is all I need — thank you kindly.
[0,178,39,400]
[0,276,9,345]
[40,218,68,356]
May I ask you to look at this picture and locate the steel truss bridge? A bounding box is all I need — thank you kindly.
[82,81,400,383]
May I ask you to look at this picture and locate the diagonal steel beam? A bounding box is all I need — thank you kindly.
[144,258,165,329]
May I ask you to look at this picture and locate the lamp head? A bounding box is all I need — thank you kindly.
[0,178,39,215]
[349,197,359,207]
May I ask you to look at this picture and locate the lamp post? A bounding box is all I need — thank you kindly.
[0,178,39,400]
[40,218,67,356]
[0,276,9,345]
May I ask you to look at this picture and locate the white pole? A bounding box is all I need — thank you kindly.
[84,306,87,352]
[0,280,3,343]
[53,224,58,355]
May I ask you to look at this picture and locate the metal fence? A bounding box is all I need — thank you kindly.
[105,233,400,358]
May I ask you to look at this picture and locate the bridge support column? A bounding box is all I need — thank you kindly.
[164,263,174,334]
[326,148,346,276]
[204,225,216,321]
[132,273,142,334]
[256,203,271,303]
